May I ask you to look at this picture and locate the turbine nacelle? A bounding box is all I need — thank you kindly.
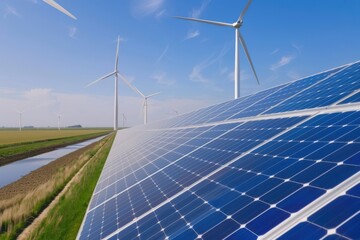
[232,20,243,29]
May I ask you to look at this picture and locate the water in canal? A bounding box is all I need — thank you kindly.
[0,136,106,188]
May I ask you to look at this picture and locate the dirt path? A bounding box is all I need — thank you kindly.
[17,137,109,240]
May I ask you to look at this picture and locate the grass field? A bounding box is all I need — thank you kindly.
[0,134,114,240]
[22,135,114,240]
[0,129,112,166]
[0,129,110,146]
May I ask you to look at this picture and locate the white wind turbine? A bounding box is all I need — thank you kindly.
[18,111,22,132]
[174,0,259,99]
[43,0,77,19]
[86,37,124,131]
[122,113,127,128]
[118,75,160,125]
[57,114,61,131]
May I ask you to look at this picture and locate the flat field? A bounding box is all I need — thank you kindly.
[0,129,112,166]
[0,129,109,146]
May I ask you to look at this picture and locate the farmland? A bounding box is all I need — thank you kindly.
[0,129,112,166]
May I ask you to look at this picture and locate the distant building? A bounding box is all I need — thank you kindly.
[67,125,82,128]
[23,126,34,129]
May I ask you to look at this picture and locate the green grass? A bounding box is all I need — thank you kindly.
[27,134,114,240]
[0,130,111,165]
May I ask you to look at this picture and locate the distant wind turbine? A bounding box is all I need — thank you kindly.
[43,0,77,19]
[118,75,160,125]
[57,114,61,131]
[18,111,22,132]
[122,113,127,128]
[174,0,259,99]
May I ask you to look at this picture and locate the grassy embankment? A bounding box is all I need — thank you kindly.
[0,129,111,166]
[0,134,114,240]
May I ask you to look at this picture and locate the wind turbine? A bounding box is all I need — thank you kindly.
[43,0,77,19]
[174,0,259,99]
[118,75,160,125]
[18,111,22,132]
[57,114,61,131]
[122,113,127,128]
[87,37,137,130]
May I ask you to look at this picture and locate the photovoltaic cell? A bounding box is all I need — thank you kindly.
[78,61,360,240]
[280,183,360,240]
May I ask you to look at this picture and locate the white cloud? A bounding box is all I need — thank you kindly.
[3,5,20,18]
[152,72,175,86]
[68,26,77,39]
[156,44,169,64]
[185,29,200,40]
[134,0,165,17]
[191,0,211,18]
[270,55,295,71]
[189,45,229,83]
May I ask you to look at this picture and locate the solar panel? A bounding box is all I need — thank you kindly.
[77,60,360,240]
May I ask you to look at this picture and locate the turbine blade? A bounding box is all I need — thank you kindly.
[115,36,120,72]
[43,0,77,20]
[239,32,260,85]
[146,92,161,98]
[173,16,233,27]
[86,71,116,87]
[118,73,145,97]
[238,0,253,21]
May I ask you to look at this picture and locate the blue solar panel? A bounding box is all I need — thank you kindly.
[280,183,360,240]
[340,91,360,105]
[77,61,360,240]
[265,62,360,114]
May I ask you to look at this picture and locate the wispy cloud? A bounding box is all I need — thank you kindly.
[3,5,20,18]
[152,72,175,86]
[292,43,302,54]
[185,29,200,40]
[134,0,165,17]
[191,0,211,18]
[270,55,295,71]
[68,26,77,38]
[156,45,169,64]
[271,48,280,55]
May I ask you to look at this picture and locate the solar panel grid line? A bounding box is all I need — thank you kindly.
[259,64,351,116]
[85,123,244,215]
[154,102,360,133]
[204,84,290,124]
[336,89,360,105]
[279,185,360,240]
[262,171,360,240]
[89,127,221,200]
[93,129,195,192]
[100,115,316,240]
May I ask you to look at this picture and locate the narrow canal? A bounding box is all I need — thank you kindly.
[0,136,106,188]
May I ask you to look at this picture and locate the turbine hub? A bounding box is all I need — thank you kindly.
[233,20,243,28]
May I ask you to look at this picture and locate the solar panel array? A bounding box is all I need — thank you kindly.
[77,60,360,240]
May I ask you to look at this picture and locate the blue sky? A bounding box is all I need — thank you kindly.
[0,0,359,127]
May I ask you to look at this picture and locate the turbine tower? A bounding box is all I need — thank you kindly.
[86,37,122,131]
[18,111,22,132]
[118,75,160,125]
[43,0,77,19]
[57,114,61,131]
[174,0,259,99]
